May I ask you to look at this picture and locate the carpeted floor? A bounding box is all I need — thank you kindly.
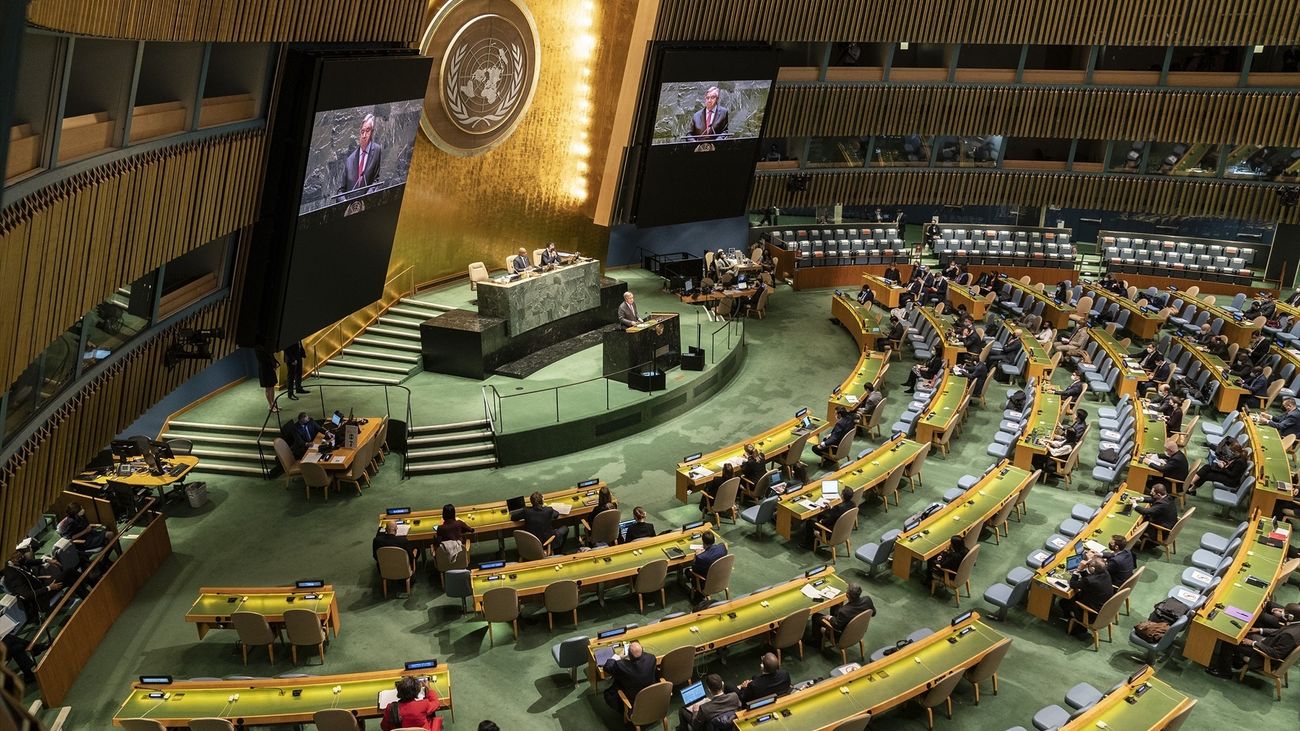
[62,274,1297,730]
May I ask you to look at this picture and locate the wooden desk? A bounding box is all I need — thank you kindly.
[891,462,1034,579]
[918,307,964,366]
[775,439,926,539]
[468,525,719,611]
[1174,337,1248,412]
[1019,330,1053,384]
[1026,488,1146,620]
[914,373,969,447]
[680,289,742,305]
[1184,519,1291,666]
[827,351,888,422]
[1059,666,1193,730]
[1177,290,1261,347]
[1242,415,1296,518]
[1012,392,1061,470]
[863,274,905,309]
[378,481,608,552]
[731,613,1007,731]
[1006,278,1073,329]
[114,667,452,727]
[831,293,887,352]
[1083,284,1163,340]
[300,417,383,471]
[585,568,849,689]
[675,413,827,502]
[185,586,341,640]
[946,282,989,320]
[1126,406,1168,493]
[76,456,198,490]
[1088,327,1143,401]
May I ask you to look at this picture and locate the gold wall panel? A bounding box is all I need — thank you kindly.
[767,85,1300,147]
[654,0,1300,46]
[389,0,640,285]
[0,130,264,389]
[749,169,1300,224]
[27,0,427,43]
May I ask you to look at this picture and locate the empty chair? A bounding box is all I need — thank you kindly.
[188,720,235,731]
[619,679,673,730]
[983,567,1034,621]
[657,644,695,687]
[770,607,811,662]
[444,569,473,613]
[1032,705,1072,730]
[482,586,520,647]
[832,713,873,731]
[313,708,361,730]
[630,559,669,612]
[739,496,779,538]
[550,635,591,683]
[544,579,580,632]
[433,542,469,587]
[300,462,334,500]
[284,607,328,665]
[854,529,902,578]
[377,545,414,597]
[963,637,1012,704]
[513,529,554,560]
[232,611,277,665]
[1064,682,1102,710]
[917,671,966,730]
[119,721,168,731]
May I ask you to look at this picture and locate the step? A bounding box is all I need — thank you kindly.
[408,443,496,460]
[410,419,491,434]
[367,325,421,341]
[379,315,424,329]
[388,305,440,321]
[316,369,404,385]
[191,446,265,461]
[193,459,267,477]
[355,335,422,353]
[343,347,420,365]
[162,432,262,448]
[327,358,414,376]
[407,430,494,447]
[166,421,273,435]
[401,297,454,312]
[406,456,498,474]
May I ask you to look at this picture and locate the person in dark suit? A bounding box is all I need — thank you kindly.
[691,531,726,578]
[338,113,382,193]
[1136,353,1171,397]
[540,242,562,267]
[739,443,767,488]
[1209,615,1300,678]
[811,407,857,464]
[688,86,729,140]
[882,316,906,355]
[737,653,791,703]
[511,247,532,273]
[288,411,323,453]
[1265,397,1300,439]
[372,523,416,568]
[958,358,989,396]
[617,292,643,327]
[679,673,741,731]
[620,506,656,543]
[1137,343,1161,372]
[1058,371,1084,403]
[602,641,657,712]
[803,485,856,549]
[1097,534,1136,586]
[1131,483,1179,543]
[4,547,61,619]
[1157,396,1184,434]
[283,340,307,399]
[1142,439,1189,485]
[1246,332,1272,365]
[511,491,568,553]
[903,352,944,393]
[882,265,902,283]
[814,583,875,648]
[1062,558,1114,635]
[1188,440,1248,495]
[924,535,969,585]
[856,283,874,306]
[1243,366,1271,408]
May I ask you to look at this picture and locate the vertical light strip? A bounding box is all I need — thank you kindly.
[569,0,598,200]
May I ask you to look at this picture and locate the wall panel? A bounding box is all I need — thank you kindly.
[654,0,1300,46]
[27,0,426,43]
[766,85,1300,146]
[749,169,1300,224]
[0,130,263,388]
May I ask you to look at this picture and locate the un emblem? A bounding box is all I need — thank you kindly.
[420,0,540,156]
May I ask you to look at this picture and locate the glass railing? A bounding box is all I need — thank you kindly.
[483,318,747,433]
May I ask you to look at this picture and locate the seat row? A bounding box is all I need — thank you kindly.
[936,228,1072,246]
[1099,235,1255,265]
[779,227,900,242]
[932,239,1076,269]
[780,238,911,267]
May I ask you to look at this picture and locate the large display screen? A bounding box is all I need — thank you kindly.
[298,100,423,217]
[632,47,778,227]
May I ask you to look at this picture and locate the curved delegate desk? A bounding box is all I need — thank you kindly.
[1012,392,1061,471]
[918,307,965,366]
[775,438,926,539]
[1243,414,1297,518]
[1124,406,1168,494]
[831,293,887,352]
[114,667,452,727]
[827,351,888,421]
[1175,290,1261,347]
[863,274,906,309]
[185,586,341,640]
[1005,278,1072,329]
[1058,666,1193,730]
[891,462,1035,580]
[914,373,969,448]
[1016,329,1054,384]
[1173,337,1248,412]
[676,411,827,502]
[1082,283,1164,340]
[946,281,990,320]
[1087,327,1143,401]
[585,567,849,689]
[731,613,1008,731]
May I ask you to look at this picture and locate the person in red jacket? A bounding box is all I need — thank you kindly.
[380,676,442,731]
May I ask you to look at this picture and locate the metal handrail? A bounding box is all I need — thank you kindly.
[255,381,413,479]
[303,264,415,377]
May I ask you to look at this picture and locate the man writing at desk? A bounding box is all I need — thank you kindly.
[286,411,325,458]
[511,247,533,274]
[618,292,644,327]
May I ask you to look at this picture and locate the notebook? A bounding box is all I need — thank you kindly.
[550,502,572,516]
[377,682,426,710]
[393,522,411,537]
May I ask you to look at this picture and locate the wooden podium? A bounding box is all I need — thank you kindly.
[603,313,681,386]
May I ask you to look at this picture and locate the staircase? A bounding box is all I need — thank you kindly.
[160,420,272,477]
[316,298,452,385]
[405,418,497,474]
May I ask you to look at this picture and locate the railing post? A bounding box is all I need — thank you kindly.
[555,387,561,423]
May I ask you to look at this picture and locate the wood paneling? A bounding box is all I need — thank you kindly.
[654,0,1300,46]
[749,169,1300,225]
[27,0,426,43]
[765,85,1300,147]
[0,130,263,389]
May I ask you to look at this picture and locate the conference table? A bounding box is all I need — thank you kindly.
[914,372,969,448]
[1183,518,1292,666]
[299,417,384,472]
[1005,278,1072,329]
[1082,283,1164,340]
[946,281,990,320]
[1174,337,1248,412]
[891,462,1035,580]
[862,274,906,309]
[74,455,200,503]
[1026,488,1147,620]
[1012,392,1061,470]
[377,480,609,553]
[675,411,827,502]
[113,667,453,727]
[775,438,927,539]
[467,524,720,611]
[1057,666,1193,730]
[584,568,849,689]
[1242,414,1297,520]
[1176,290,1261,347]
[918,307,964,366]
[1125,406,1168,493]
[731,613,1008,731]
[831,292,887,352]
[184,586,342,640]
[827,351,889,421]
[1087,327,1143,401]
[1017,329,1054,384]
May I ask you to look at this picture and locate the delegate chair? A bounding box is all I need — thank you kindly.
[468,262,489,290]
[1066,588,1130,651]
[482,586,521,647]
[513,529,555,560]
[917,671,966,730]
[1238,644,1300,701]
[832,713,872,731]
[314,708,362,730]
[586,509,622,546]
[963,637,1012,704]
[931,544,981,607]
[189,720,235,731]
[284,608,328,665]
[823,608,873,664]
[119,721,167,731]
[1149,507,1196,560]
[770,607,810,662]
[433,543,469,588]
[273,438,301,484]
[620,679,673,731]
[544,579,581,632]
[854,529,902,579]
[300,462,334,501]
[701,476,740,524]
[740,495,779,538]
[813,507,858,564]
[232,611,277,665]
[691,554,735,603]
[658,644,696,687]
[551,636,591,683]
[377,545,414,597]
[630,559,669,612]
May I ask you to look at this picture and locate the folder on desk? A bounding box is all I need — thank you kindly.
[688,467,714,479]
[550,503,573,516]
[394,523,411,537]
[663,547,686,561]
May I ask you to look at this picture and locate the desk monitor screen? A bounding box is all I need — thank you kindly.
[404,659,438,671]
[904,516,922,533]
[386,507,412,516]
[578,478,600,488]
[681,520,705,531]
[679,681,707,707]
[1065,554,1083,572]
[684,453,703,463]
[597,627,628,640]
[804,565,827,578]
[506,496,526,513]
[746,695,777,711]
[950,610,974,626]
[295,579,325,589]
[1074,542,1087,556]
[139,676,172,685]
[617,519,637,542]
[332,412,344,426]
[821,480,839,498]
[478,560,506,571]
[795,407,809,418]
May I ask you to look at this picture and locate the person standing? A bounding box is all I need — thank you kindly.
[617,292,643,327]
[255,347,279,412]
[284,340,308,400]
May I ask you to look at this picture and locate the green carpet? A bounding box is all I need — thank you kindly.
[62,277,1297,730]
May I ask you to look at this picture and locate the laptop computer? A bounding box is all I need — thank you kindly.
[679,681,707,707]
[1065,554,1083,572]
[821,480,839,499]
[617,519,637,542]
[592,627,629,666]
[505,496,526,513]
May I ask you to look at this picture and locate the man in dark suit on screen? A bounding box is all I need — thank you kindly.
[338,113,382,194]
[688,86,729,140]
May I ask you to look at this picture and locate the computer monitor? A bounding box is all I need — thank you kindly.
[684,278,693,293]
[800,416,813,430]
[505,496,526,513]
[1074,542,1087,556]
[821,480,839,498]
[597,626,628,640]
[332,411,344,426]
[1065,554,1083,572]
[110,440,142,460]
[679,681,707,707]
[738,274,747,284]
[617,519,637,541]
